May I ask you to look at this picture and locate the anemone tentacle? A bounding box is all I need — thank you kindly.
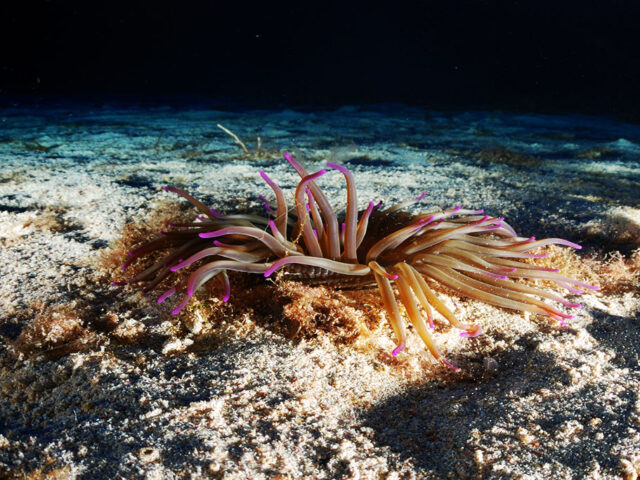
[117,152,597,367]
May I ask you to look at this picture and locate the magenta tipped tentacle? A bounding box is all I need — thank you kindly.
[259,170,288,236]
[199,225,288,257]
[558,282,585,294]
[512,237,583,252]
[158,286,178,304]
[264,255,371,278]
[327,162,359,262]
[355,201,376,249]
[172,295,190,315]
[484,272,508,280]
[221,271,231,302]
[440,357,460,371]
[171,247,221,272]
[208,208,224,219]
[392,341,406,357]
[294,170,327,258]
[305,188,325,245]
[460,325,483,338]
[259,170,275,186]
[163,186,219,220]
[258,194,275,215]
[286,152,341,258]
[121,257,135,271]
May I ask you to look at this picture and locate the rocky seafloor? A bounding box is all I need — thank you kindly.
[1,102,639,479]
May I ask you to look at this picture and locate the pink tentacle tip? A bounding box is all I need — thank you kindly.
[171,259,186,271]
[284,152,293,160]
[222,294,230,302]
[452,205,462,212]
[209,208,224,219]
[416,192,427,201]
[441,358,460,371]
[488,272,508,279]
[326,162,349,174]
[260,170,277,186]
[460,325,483,338]
[158,287,176,304]
[392,342,406,357]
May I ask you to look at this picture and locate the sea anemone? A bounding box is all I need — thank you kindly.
[115,152,599,368]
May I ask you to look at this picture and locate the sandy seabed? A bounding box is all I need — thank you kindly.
[1,104,639,479]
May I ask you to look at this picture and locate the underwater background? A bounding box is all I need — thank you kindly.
[1,1,640,479]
